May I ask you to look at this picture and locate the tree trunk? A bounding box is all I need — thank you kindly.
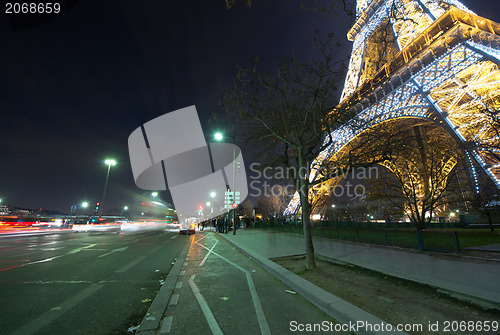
[486,209,495,232]
[298,148,316,269]
[416,229,425,251]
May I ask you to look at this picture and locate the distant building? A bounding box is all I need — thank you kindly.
[13,208,31,217]
[0,205,9,215]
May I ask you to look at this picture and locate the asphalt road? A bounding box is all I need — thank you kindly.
[0,227,187,335]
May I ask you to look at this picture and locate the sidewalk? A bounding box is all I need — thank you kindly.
[136,232,407,335]
[221,229,500,310]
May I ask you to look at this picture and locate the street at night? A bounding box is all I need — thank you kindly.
[2,0,500,334]
[0,228,185,334]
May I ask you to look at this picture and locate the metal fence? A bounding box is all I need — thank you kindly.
[252,220,482,253]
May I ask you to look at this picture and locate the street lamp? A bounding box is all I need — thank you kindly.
[214,132,223,141]
[152,192,158,197]
[214,131,237,235]
[80,202,89,216]
[99,159,116,217]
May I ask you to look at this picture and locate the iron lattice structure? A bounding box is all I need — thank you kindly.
[285,0,500,216]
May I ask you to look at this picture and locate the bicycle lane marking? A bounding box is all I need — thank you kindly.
[195,235,271,335]
[188,274,223,335]
[199,240,218,267]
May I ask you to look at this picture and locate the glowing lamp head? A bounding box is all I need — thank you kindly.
[214,132,223,141]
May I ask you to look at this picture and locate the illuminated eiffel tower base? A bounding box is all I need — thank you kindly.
[285,0,500,216]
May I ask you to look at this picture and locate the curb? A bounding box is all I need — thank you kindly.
[315,254,500,313]
[436,288,500,312]
[220,234,408,335]
[136,235,193,334]
[286,231,500,309]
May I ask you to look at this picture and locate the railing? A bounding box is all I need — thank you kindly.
[253,220,500,253]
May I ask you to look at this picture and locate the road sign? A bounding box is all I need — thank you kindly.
[224,191,241,209]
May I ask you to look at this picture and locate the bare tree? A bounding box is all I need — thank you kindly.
[223,35,350,269]
[256,195,280,220]
[469,172,500,232]
[239,198,255,218]
[364,122,463,234]
[255,185,294,220]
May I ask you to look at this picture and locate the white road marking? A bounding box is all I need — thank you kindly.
[160,316,173,333]
[196,234,208,242]
[10,283,103,335]
[17,243,96,262]
[175,281,182,289]
[188,275,223,335]
[98,246,128,258]
[169,294,179,306]
[195,241,271,335]
[170,235,177,240]
[27,241,58,247]
[199,240,218,267]
[115,256,146,273]
[66,244,97,255]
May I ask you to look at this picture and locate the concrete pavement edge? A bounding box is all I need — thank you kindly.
[136,235,193,335]
[219,234,408,335]
[314,253,500,313]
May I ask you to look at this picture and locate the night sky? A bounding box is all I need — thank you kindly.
[0,0,498,214]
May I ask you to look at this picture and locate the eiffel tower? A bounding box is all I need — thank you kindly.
[285,0,500,216]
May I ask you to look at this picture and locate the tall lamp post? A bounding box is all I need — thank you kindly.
[81,201,89,217]
[99,159,116,217]
[214,131,238,235]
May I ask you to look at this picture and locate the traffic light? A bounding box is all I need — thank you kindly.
[95,202,100,210]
